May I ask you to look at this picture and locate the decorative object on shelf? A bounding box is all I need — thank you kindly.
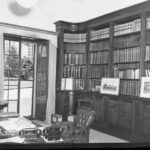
[140,77,150,98]
[100,78,120,95]
[51,114,62,124]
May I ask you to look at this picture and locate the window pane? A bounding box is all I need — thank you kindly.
[4,88,18,100]
[4,40,9,55]
[7,101,17,112]
[10,41,19,55]
[20,88,32,117]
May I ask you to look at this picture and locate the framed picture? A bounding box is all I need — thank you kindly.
[140,77,150,98]
[100,78,120,95]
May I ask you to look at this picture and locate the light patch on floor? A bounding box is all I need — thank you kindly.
[89,129,129,143]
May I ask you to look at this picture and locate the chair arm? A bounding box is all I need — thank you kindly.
[73,127,89,137]
[53,121,74,130]
[52,121,75,139]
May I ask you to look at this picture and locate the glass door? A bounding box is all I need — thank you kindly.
[4,35,35,118]
[35,41,49,121]
[19,41,35,117]
[4,38,20,113]
[4,34,49,121]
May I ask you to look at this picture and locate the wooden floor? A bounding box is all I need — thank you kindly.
[89,129,128,143]
[91,122,150,143]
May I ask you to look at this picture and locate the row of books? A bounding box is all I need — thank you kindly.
[90,51,109,64]
[114,69,140,79]
[113,63,140,71]
[113,47,140,63]
[145,69,150,77]
[61,78,86,90]
[90,40,110,52]
[114,19,141,36]
[88,79,101,92]
[147,18,150,29]
[61,78,140,96]
[64,53,86,65]
[145,46,150,61]
[63,66,86,78]
[113,34,140,49]
[119,80,140,96]
[64,33,86,43]
[65,43,86,53]
[90,28,110,41]
[88,66,109,79]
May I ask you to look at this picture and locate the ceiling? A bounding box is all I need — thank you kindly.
[0,0,147,32]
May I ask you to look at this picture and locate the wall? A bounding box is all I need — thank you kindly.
[0,0,147,32]
[0,23,57,124]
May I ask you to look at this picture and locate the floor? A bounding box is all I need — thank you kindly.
[89,129,129,143]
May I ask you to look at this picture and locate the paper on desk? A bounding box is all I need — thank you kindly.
[0,137,24,143]
[0,117,36,132]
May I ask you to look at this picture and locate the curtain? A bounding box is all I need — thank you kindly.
[45,41,57,124]
[0,34,4,102]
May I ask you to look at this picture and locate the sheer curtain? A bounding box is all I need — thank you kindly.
[0,34,4,104]
[45,42,57,124]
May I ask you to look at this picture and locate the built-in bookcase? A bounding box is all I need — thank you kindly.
[55,1,150,138]
[145,16,150,77]
[113,17,141,97]
[61,33,87,91]
[88,27,110,91]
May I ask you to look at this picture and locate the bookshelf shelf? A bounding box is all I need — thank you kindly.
[113,31,140,38]
[89,63,109,66]
[90,37,110,42]
[55,1,150,139]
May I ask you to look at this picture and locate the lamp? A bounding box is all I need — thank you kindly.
[15,0,39,9]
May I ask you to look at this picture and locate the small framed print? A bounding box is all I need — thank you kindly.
[100,78,120,95]
[140,77,150,98]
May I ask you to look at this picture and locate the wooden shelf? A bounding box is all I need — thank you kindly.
[55,1,150,139]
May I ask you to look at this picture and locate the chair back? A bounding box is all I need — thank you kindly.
[75,100,96,129]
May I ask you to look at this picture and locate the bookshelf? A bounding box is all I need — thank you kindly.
[113,18,141,97]
[55,1,150,139]
[61,32,87,91]
[88,27,110,92]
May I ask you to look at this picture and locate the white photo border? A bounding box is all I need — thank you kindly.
[140,77,150,98]
[100,78,120,95]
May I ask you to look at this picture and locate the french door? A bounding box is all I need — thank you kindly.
[35,41,49,121]
[4,34,49,121]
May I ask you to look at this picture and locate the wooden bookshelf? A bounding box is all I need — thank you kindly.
[55,1,150,141]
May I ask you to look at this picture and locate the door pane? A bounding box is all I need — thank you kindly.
[4,39,20,113]
[35,42,48,121]
[19,41,35,117]
[7,101,17,112]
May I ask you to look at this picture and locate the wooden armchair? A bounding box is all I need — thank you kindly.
[55,99,96,143]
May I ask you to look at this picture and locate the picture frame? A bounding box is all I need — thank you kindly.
[140,77,150,98]
[100,78,120,95]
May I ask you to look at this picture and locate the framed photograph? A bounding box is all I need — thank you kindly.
[140,77,150,98]
[100,78,120,95]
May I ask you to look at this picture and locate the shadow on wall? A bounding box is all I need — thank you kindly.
[9,1,31,16]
